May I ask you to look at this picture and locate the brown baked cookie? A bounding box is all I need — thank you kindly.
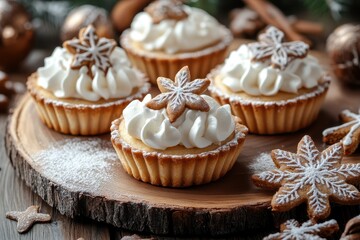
[63,25,116,75]
[252,135,360,221]
[146,66,210,123]
[6,205,51,233]
[342,215,360,240]
[229,8,265,37]
[264,219,339,240]
[247,26,309,70]
[323,109,360,155]
[145,0,188,24]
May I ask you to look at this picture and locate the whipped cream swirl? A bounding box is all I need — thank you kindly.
[220,45,324,96]
[37,47,145,101]
[123,94,235,150]
[129,6,224,54]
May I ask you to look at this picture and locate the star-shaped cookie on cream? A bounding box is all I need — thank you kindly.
[63,25,116,74]
[248,26,309,69]
[146,66,210,123]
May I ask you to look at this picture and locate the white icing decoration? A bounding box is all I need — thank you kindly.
[254,135,360,217]
[146,66,209,122]
[65,25,116,73]
[323,109,360,146]
[264,219,338,240]
[247,26,309,70]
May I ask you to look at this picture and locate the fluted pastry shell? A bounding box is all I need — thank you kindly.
[208,68,331,135]
[120,28,233,84]
[27,73,151,135]
[111,117,248,187]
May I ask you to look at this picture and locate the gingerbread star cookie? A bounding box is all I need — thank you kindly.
[6,205,51,233]
[264,219,339,240]
[145,0,188,24]
[63,25,116,74]
[248,26,309,69]
[252,135,360,221]
[146,66,210,123]
[323,109,360,155]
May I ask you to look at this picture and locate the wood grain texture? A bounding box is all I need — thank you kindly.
[1,42,360,239]
[0,53,133,240]
[4,47,360,237]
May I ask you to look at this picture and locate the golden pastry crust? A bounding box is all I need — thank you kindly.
[110,117,248,187]
[208,67,330,134]
[27,73,150,135]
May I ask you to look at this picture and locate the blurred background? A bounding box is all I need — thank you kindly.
[11,0,360,49]
[1,0,360,75]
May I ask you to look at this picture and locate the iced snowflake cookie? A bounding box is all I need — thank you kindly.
[323,109,360,155]
[208,26,330,134]
[27,25,150,135]
[111,66,248,187]
[252,135,360,221]
[263,219,339,240]
[120,0,233,84]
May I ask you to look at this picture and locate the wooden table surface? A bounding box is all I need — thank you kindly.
[0,49,267,240]
[1,44,360,240]
[0,51,148,240]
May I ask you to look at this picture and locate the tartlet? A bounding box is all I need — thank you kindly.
[208,26,330,134]
[111,66,248,187]
[120,0,233,84]
[27,25,150,135]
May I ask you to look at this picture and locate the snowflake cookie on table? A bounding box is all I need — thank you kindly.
[323,109,360,155]
[252,135,360,221]
[263,219,339,240]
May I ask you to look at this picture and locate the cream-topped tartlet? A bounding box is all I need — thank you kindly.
[27,25,150,135]
[111,66,248,187]
[208,26,330,134]
[120,0,233,84]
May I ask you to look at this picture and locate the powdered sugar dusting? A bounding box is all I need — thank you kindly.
[34,138,118,192]
[248,152,275,174]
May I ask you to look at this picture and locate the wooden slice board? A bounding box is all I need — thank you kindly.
[5,52,360,237]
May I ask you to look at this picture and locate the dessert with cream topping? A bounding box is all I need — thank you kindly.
[111,66,248,187]
[120,0,233,84]
[27,25,150,135]
[208,26,330,134]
